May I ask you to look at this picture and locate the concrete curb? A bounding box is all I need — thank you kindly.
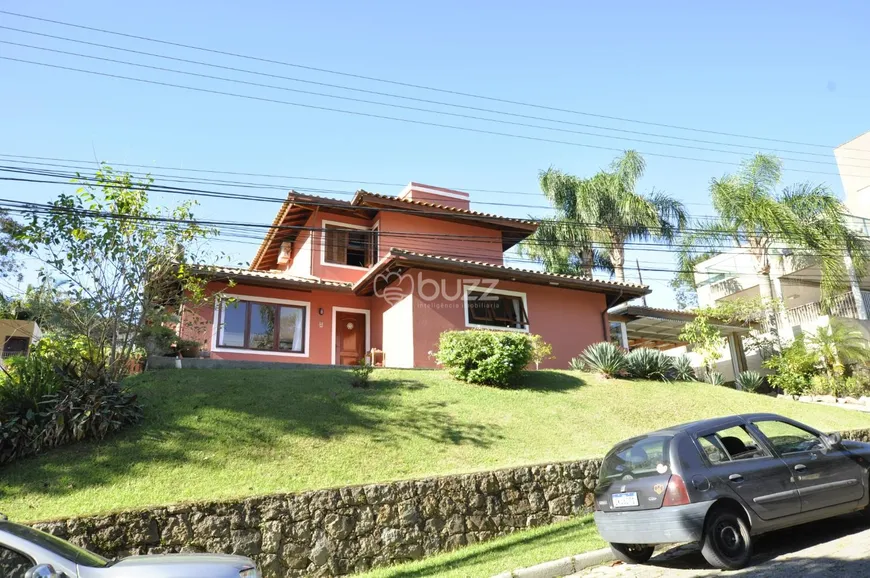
[491,547,614,578]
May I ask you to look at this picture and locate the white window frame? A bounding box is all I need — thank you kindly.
[331,307,371,365]
[320,219,376,270]
[462,285,530,333]
[211,293,311,357]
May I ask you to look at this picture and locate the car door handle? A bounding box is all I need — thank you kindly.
[728,473,744,482]
[794,464,807,471]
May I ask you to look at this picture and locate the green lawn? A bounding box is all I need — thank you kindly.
[1,368,868,522]
[356,515,605,578]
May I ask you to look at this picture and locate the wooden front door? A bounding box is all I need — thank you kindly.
[336,312,366,365]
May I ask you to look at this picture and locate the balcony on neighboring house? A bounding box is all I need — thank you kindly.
[784,291,870,328]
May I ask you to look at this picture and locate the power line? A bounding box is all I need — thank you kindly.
[4,166,869,259]
[0,9,857,152]
[3,191,866,276]
[5,200,849,286]
[5,56,870,181]
[2,28,867,164]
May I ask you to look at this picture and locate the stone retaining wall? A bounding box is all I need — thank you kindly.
[31,428,870,577]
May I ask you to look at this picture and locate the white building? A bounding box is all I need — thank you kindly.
[682,131,870,380]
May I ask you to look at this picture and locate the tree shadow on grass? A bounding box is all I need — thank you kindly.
[515,370,586,392]
[0,369,505,505]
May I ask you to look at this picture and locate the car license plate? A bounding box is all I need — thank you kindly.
[611,492,639,508]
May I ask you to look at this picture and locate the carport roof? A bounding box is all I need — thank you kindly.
[607,304,752,350]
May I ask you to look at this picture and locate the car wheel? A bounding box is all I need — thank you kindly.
[609,543,655,564]
[700,507,752,569]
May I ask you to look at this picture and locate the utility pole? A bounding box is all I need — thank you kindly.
[636,259,648,306]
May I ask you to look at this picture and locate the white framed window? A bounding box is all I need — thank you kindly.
[321,219,378,269]
[212,295,310,357]
[463,285,529,332]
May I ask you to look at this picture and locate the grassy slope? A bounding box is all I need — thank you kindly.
[356,515,604,578]
[1,368,868,522]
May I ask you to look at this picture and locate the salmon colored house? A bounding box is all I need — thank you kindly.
[181,183,649,369]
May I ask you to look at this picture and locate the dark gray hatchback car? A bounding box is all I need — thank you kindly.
[593,413,870,569]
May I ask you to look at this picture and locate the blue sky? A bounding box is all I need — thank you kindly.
[2,1,869,307]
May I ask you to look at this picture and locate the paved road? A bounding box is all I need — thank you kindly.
[573,514,870,577]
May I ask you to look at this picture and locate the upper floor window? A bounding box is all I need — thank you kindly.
[465,288,529,332]
[323,222,378,268]
[217,298,307,353]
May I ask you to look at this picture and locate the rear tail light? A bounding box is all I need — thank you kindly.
[662,474,691,507]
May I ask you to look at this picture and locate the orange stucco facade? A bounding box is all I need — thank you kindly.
[183,184,643,368]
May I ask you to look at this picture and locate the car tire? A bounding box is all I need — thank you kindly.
[609,543,655,564]
[700,507,753,570]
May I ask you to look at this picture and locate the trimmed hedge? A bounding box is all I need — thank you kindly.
[435,330,533,386]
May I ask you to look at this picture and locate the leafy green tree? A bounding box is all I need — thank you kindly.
[681,154,868,336]
[521,151,686,281]
[0,210,25,281]
[16,165,220,379]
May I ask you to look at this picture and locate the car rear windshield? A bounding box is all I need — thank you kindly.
[600,435,672,482]
[0,522,111,568]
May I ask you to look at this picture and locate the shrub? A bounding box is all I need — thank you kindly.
[735,370,765,393]
[529,334,555,370]
[0,353,65,415]
[435,330,533,387]
[350,360,375,388]
[0,359,143,465]
[625,348,673,381]
[670,355,696,382]
[765,336,818,397]
[707,371,725,386]
[573,342,626,378]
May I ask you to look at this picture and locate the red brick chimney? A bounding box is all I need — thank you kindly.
[398,182,470,211]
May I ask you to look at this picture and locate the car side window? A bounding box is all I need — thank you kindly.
[0,544,34,578]
[699,425,768,463]
[753,420,824,455]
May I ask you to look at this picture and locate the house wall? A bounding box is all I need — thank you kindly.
[285,230,313,278]
[182,282,373,365]
[376,211,504,265]
[0,320,40,353]
[835,131,870,219]
[381,294,415,368]
[307,212,377,284]
[404,269,609,369]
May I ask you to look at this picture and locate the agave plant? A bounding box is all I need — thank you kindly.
[670,355,696,382]
[735,370,765,393]
[575,342,626,378]
[707,371,726,386]
[625,348,673,381]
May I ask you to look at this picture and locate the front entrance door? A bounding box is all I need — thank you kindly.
[336,312,366,365]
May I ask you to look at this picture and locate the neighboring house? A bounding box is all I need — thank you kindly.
[180,183,649,368]
[679,130,870,378]
[0,320,42,359]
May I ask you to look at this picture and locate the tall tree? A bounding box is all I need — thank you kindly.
[681,153,868,336]
[521,151,687,281]
[0,210,25,281]
[16,165,220,379]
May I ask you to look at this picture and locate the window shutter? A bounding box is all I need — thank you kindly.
[326,228,348,264]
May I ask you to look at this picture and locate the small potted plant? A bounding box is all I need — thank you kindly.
[176,338,202,359]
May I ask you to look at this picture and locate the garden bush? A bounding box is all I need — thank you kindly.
[765,336,817,397]
[435,330,533,387]
[625,348,673,381]
[670,355,696,382]
[735,370,765,393]
[572,342,626,378]
[0,353,143,465]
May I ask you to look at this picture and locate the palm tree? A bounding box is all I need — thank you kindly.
[682,154,868,336]
[806,319,870,380]
[521,151,687,281]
